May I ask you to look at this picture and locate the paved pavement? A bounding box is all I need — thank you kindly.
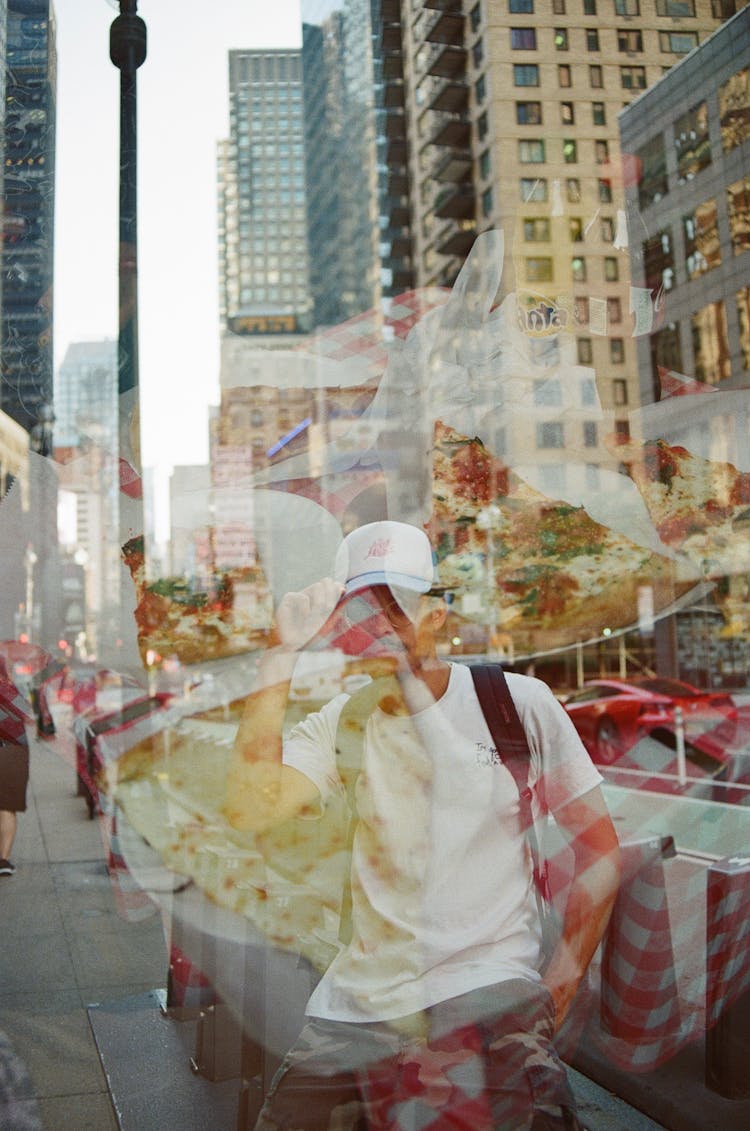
[0,719,698,1131]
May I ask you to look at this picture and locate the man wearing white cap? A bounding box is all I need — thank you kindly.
[227,521,620,1130]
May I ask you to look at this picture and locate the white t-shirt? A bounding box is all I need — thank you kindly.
[283,664,602,1023]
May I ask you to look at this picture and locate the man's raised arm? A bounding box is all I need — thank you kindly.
[223,578,343,833]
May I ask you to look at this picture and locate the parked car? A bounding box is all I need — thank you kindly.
[562,678,736,768]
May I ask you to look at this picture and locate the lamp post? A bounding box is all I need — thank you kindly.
[109,0,147,460]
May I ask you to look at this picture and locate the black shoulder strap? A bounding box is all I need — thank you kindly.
[470,664,551,906]
[470,664,534,821]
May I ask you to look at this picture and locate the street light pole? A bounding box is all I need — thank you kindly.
[109,0,147,460]
[109,1,147,672]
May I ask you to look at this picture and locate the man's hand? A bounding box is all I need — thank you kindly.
[269,578,345,653]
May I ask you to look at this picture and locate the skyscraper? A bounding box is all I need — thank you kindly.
[1,0,56,436]
[217,48,312,343]
[301,0,383,326]
[54,340,118,450]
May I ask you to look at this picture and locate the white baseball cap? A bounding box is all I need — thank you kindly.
[335,521,439,597]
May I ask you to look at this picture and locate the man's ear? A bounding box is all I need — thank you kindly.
[431,602,448,631]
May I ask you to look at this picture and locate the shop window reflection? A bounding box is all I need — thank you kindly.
[674,102,711,183]
[684,199,721,278]
[737,286,750,370]
[637,134,668,209]
[727,176,750,255]
[650,322,683,398]
[643,228,675,293]
[691,301,731,384]
[719,66,750,152]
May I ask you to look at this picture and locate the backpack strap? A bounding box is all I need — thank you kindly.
[470,664,552,907]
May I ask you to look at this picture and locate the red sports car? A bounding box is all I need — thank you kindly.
[562,678,736,767]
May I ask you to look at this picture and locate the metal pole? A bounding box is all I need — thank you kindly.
[110,1,147,456]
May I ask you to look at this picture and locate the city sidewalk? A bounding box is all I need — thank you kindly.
[0,726,668,1131]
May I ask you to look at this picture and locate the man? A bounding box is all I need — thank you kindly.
[226,521,621,1130]
[0,659,32,877]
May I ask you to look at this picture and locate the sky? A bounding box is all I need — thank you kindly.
[53,0,301,474]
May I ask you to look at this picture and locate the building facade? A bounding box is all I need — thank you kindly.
[54,339,118,449]
[217,48,313,342]
[1,0,56,436]
[301,0,383,327]
[620,3,750,404]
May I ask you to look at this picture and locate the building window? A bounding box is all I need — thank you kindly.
[567,177,581,202]
[558,64,572,87]
[526,257,554,282]
[610,338,625,364]
[598,178,613,202]
[472,39,485,67]
[517,101,543,124]
[615,0,640,12]
[481,186,494,216]
[511,27,538,49]
[692,302,731,384]
[650,323,683,397]
[615,421,631,443]
[533,379,562,405]
[572,256,587,282]
[592,102,606,126]
[656,0,695,13]
[590,65,603,89]
[514,64,540,86]
[618,29,644,52]
[727,177,750,255]
[607,297,622,323]
[581,377,597,405]
[684,200,721,277]
[604,256,619,281]
[675,102,710,183]
[578,338,593,364]
[737,286,750,371]
[595,140,609,164]
[621,65,647,90]
[524,217,551,241]
[584,0,597,12]
[583,421,598,447]
[470,2,482,31]
[574,296,590,325]
[660,31,698,54]
[553,0,566,11]
[519,138,546,162]
[555,28,569,50]
[720,67,750,153]
[637,134,668,208]
[561,101,575,124]
[601,216,615,242]
[586,28,600,51]
[537,421,565,448]
[613,378,628,405]
[569,217,584,241]
[521,177,548,201]
[509,0,534,10]
[479,148,491,178]
[478,111,489,140]
[562,139,578,163]
[475,74,487,102]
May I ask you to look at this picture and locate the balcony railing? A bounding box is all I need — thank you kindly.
[424,42,467,80]
[425,7,465,46]
[432,147,472,182]
[434,184,476,220]
[427,77,469,114]
[426,110,471,149]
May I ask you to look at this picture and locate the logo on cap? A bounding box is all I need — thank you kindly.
[365,538,393,560]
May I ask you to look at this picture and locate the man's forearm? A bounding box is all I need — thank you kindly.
[542,845,621,1029]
